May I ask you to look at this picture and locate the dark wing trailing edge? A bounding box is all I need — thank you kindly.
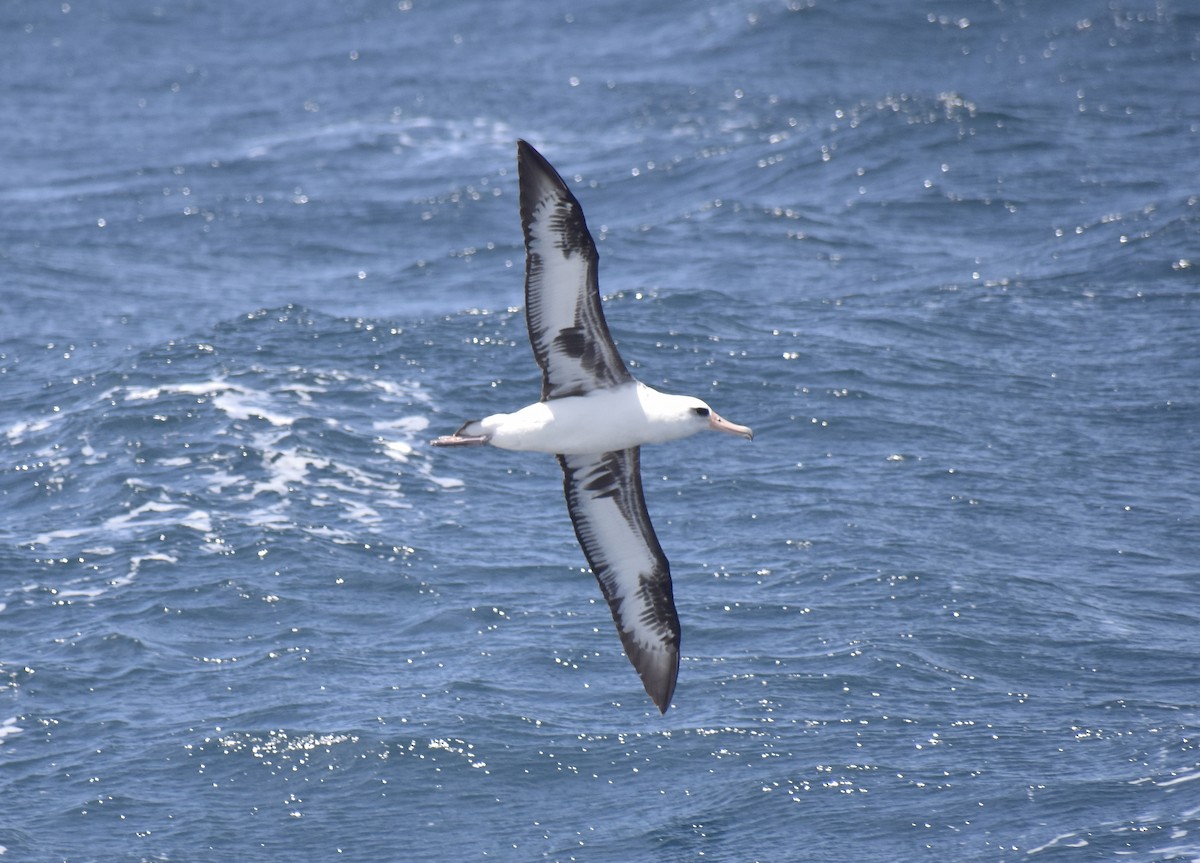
[518,140,633,401]
[557,448,680,713]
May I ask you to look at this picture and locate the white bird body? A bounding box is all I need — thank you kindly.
[460,383,723,454]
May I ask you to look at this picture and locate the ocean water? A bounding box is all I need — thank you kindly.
[3,0,1199,860]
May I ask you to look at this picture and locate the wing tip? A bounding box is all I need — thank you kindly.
[627,641,680,715]
[516,138,552,175]
[517,139,577,214]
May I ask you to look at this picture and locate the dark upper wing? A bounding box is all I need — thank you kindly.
[557,448,680,713]
[518,140,633,401]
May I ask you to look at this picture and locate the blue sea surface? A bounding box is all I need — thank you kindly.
[3,1,1199,860]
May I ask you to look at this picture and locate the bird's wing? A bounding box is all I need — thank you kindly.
[557,448,680,713]
[518,140,633,401]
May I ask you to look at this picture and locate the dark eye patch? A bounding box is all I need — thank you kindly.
[692,407,710,417]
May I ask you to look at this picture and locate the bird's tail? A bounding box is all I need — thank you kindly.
[430,419,490,447]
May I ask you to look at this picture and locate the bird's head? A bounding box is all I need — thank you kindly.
[680,398,753,441]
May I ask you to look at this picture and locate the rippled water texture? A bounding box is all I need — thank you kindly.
[3,1,1199,861]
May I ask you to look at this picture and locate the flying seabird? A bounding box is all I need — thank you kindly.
[431,140,753,713]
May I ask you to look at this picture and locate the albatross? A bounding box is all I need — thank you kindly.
[431,140,753,713]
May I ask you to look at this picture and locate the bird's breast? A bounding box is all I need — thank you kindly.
[485,385,673,454]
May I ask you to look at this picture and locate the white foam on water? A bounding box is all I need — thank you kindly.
[246,447,322,499]
[127,380,231,402]
[212,389,295,427]
[53,584,106,599]
[340,501,383,524]
[372,378,419,399]
[204,468,241,495]
[374,415,430,433]
[132,552,179,570]
[1156,768,1200,788]
[242,507,296,530]
[5,417,53,445]
[1026,832,1088,854]
[111,553,181,589]
[304,524,357,542]
[9,367,452,586]
[278,380,327,403]
[103,499,184,532]
[80,435,107,464]
[29,528,86,548]
[180,510,213,533]
[382,439,414,463]
[427,475,465,490]
[125,379,298,427]
[125,386,163,401]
